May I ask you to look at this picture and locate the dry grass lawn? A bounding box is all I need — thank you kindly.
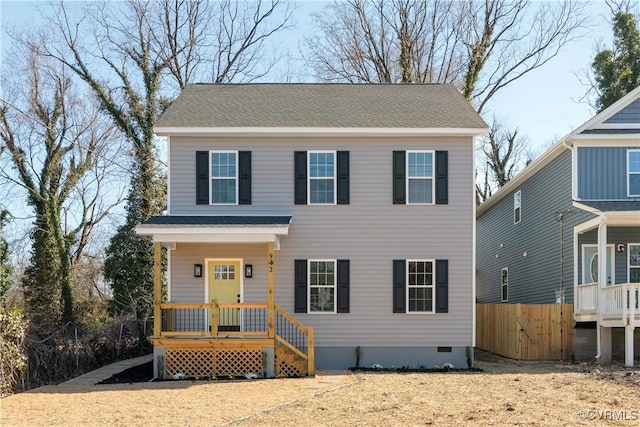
[2,353,640,426]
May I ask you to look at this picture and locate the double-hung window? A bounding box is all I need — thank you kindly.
[309,260,336,313]
[630,244,640,283]
[407,151,434,204]
[308,151,336,204]
[514,190,521,224]
[628,149,640,197]
[211,151,237,204]
[501,268,509,302]
[407,260,434,312]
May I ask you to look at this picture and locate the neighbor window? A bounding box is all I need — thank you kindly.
[211,151,237,204]
[308,151,336,204]
[407,260,434,312]
[514,190,521,224]
[309,260,336,313]
[501,268,509,302]
[628,150,640,197]
[407,151,434,204]
[630,244,640,283]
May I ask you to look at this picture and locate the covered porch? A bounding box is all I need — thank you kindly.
[573,202,640,367]
[137,216,315,378]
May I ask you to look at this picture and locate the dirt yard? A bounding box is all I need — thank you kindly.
[2,352,640,426]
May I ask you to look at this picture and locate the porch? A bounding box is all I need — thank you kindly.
[575,282,640,326]
[138,215,316,378]
[154,300,313,378]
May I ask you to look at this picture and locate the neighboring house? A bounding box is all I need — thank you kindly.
[476,86,640,366]
[137,83,487,378]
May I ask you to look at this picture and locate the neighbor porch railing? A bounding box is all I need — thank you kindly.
[576,283,640,322]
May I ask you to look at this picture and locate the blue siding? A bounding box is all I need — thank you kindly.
[578,227,640,284]
[577,147,637,200]
[604,99,640,124]
[477,150,594,304]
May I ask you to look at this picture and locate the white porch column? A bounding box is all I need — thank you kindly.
[597,220,607,288]
[625,325,635,367]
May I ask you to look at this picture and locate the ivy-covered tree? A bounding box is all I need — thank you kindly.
[42,0,293,320]
[0,210,12,306]
[592,11,640,111]
[0,44,122,325]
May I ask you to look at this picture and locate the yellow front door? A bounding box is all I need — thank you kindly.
[208,260,241,331]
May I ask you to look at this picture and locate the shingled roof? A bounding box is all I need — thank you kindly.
[155,83,487,130]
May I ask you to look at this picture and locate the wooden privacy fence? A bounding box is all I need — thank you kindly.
[476,304,574,360]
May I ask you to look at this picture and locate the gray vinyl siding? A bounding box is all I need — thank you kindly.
[577,227,640,284]
[477,150,595,304]
[166,135,475,348]
[577,147,637,200]
[603,99,640,124]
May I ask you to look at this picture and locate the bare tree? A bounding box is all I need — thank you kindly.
[38,0,293,320]
[0,39,125,325]
[475,117,532,203]
[305,0,587,113]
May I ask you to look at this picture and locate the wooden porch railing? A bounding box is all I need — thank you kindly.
[157,301,315,375]
[576,283,640,324]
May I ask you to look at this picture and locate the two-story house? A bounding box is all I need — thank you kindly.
[137,83,487,378]
[477,86,640,366]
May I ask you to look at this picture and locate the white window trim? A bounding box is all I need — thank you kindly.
[513,190,521,224]
[308,259,337,314]
[629,243,640,284]
[209,150,239,205]
[307,150,337,205]
[406,150,435,205]
[627,149,640,197]
[501,267,508,302]
[406,259,435,314]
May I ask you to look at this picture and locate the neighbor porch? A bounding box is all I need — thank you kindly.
[573,203,640,366]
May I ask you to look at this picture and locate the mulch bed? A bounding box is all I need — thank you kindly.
[97,361,154,384]
[350,366,483,373]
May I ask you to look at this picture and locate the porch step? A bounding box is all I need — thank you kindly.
[275,344,308,377]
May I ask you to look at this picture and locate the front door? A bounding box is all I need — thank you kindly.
[208,260,241,331]
[582,245,614,285]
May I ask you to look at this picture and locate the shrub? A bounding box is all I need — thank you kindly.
[0,308,28,395]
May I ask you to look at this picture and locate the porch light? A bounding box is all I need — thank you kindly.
[194,264,202,277]
[245,264,253,278]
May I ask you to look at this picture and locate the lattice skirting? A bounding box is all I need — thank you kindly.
[165,347,263,378]
[275,346,308,377]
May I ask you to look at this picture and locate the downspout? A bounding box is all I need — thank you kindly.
[561,138,576,200]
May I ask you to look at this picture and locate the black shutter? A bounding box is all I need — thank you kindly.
[294,151,307,205]
[435,259,449,313]
[196,151,209,205]
[435,151,448,204]
[337,151,350,204]
[238,151,252,205]
[393,260,406,313]
[393,151,406,204]
[294,259,308,313]
[337,260,350,313]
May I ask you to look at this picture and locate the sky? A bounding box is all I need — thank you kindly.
[0,1,617,152]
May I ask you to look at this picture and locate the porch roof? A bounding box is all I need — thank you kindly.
[577,201,640,212]
[135,215,291,244]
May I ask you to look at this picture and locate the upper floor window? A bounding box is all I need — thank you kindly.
[628,149,640,197]
[514,190,521,224]
[407,151,434,204]
[308,151,336,204]
[211,151,238,204]
[393,151,448,205]
[295,151,349,205]
[501,268,509,302]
